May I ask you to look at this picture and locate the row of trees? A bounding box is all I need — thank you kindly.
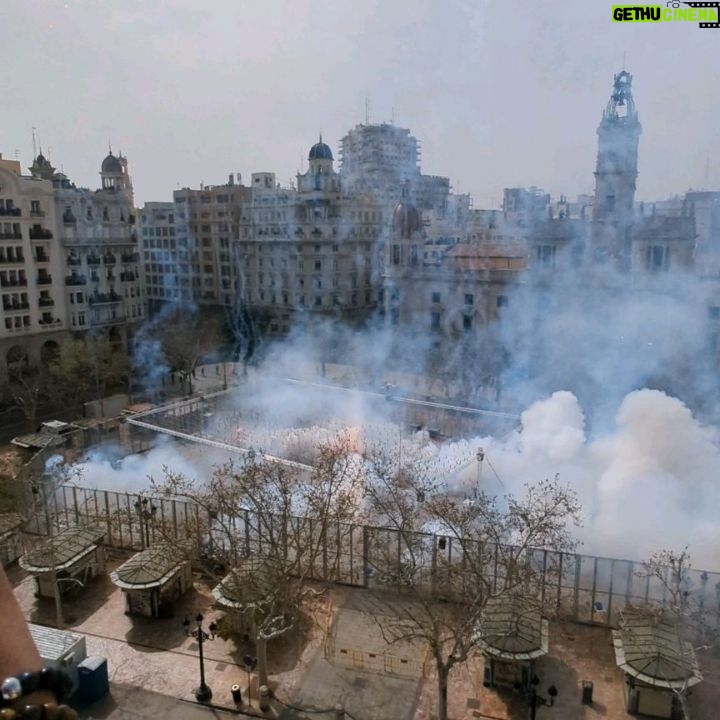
[29,426,718,720]
[148,435,583,720]
[7,335,128,428]
[4,306,234,429]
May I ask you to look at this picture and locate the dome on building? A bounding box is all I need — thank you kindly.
[393,201,422,238]
[28,153,56,181]
[101,152,123,174]
[308,135,333,161]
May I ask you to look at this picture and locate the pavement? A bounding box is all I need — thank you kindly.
[9,554,326,719]
[9,540,720,720]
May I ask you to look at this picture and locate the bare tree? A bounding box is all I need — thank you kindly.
[362,449,581,720]
[7,365,48,430]
[631,548,715,717]
[46,335,128,414]
[152,433,364,686]
[157,307,224,394]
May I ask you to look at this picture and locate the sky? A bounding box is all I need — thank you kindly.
[2,0,719,207]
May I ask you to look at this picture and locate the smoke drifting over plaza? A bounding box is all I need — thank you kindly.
[4,3,720,577]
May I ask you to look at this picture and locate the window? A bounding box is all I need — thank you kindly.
[431,312,440,330]
[463,315,472,331]
[465,293,474,305]
[315,296,322,307]
[315,260,322,271]
[709,306,720,320]
[606,194,616,212]
[392,245,401,265]
[431,292,441,303]
[390,308,399,325]
[646,245,669,271]
[536,245,556,268]
[410,245,418,265]
[497,295,508,308]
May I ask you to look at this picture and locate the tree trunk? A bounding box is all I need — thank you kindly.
[437,664,449,720]
[257,635,269,687]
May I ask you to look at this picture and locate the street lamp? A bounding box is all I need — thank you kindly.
[183,613,217,702]
[134,497,158,549]
[529,675,558,720]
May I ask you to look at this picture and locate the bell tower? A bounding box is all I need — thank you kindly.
[591,70,642,268]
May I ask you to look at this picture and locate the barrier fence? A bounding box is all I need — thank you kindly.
[19,477,719,630]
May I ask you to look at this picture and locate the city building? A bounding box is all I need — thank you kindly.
[172,176,251,307]
[339,123,451,215]
[236,138,385,335]
[0,153,67,382]
[52,151,145,346]
[138,201,180,311]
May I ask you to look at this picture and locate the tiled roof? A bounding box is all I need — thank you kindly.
[111,543,190,589]
[20,526,105,573]
[474,595,548,661]
[613,611,703,689]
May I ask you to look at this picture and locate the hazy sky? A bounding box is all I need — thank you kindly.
[3,0,719,207]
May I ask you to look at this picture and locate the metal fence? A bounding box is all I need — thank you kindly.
[21,479,717,629]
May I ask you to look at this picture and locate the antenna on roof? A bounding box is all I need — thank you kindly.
[365,97,371,124]
[391,107,395,124]
[31,127,37,158]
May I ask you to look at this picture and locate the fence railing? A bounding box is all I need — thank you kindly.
[20,479,719,629]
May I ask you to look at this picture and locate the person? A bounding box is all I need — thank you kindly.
[0,565,63,710]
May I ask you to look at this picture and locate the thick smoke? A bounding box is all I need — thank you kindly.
[468,389,720,567]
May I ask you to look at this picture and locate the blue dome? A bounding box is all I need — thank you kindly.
[309,135,333,161]
[101,152,122,173]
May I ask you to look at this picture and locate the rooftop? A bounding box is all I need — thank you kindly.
[474,594,548,661]
[111,543,190,590]
[20,526,105,573]
[613,610,703,689]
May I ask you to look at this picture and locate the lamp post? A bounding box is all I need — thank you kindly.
[528,675,558,720]
[134,497,158,549]
[183,613,217,702]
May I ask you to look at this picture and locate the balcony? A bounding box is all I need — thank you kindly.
[30,209,45,218]
[90,273,99,283]
[0,256,25,265]
[103,254,117,266]
[120,271,136,282]
[38,297,55,307]
[0,208,21,217]
[121,252,139,263]
[0,278,27,288]
[29,228,53,240]
[106,273,116,282]
[87,256,101,266]
[90,314,126,327]
[67,256,81,266]
[37,275,53,285]
[3,303,30,312]
[89,291,121,306]
[62,212,76,225]
[0,233,22,240]
[35,252,50,263]
[38,318,62,326]
[64,275,85,286]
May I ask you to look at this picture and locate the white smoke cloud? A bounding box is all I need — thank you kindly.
[69,378,720,569]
